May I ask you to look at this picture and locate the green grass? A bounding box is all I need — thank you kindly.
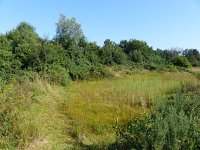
[112,83,200,150]
[0,79,72,150]
[0,72,198,149]
[58,72,197,148]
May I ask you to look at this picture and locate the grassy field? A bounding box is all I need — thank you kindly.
[0,71,198,149]
[57,72,197,149]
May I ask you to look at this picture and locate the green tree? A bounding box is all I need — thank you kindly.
[160,49,181,64]
[83,42,100,64]
[0,35,14,76]
[38,41,67,71]
[100,39,127,65]
[183,49,200,66]
[173,56,191,68]
[6,22,42,70]
[55,14,85,49]
[120,39,152,63]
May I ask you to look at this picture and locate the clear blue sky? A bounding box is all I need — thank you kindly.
[1,0,200,50]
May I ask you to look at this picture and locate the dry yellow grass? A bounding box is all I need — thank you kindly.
[188,67,200,73]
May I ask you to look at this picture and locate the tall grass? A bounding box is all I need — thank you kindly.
[112,83,200,150]
[0,80,41,149]
[0,78,70,149]
[0,72,197,149]
[59,72,197,148]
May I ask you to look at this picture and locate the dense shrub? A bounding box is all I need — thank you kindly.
[183,49,200,67]
[67,58,92,80]
[111,84,200,150]
[0,35,13,74]
[89,65,114,79]
[41,64,70,86]
[173,56,191,68]
[100,39,128,65]
[0,82,39,149]
[1,15,200,84]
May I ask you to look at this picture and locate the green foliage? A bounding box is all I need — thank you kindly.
[129,50,144,63]
[119,39,170,70]
[67,58,92,80]
[1,15,200,84]
[41,64,70,86]
[38,41,67,71]
[55,14,85,49]
[144,53,167,70]
[83,42,100,64]
[89,65,114,79]
[112,84,200,150]
[100,39,128,65]
[173,56,191,68]
[159,49,180,64]
[0,83,39,149]
[119,39,150,62]
[6,22,42,70]
[0,35,14,78]
[1,14,200,150]
[183,49,200,66]
[67,58,112,80]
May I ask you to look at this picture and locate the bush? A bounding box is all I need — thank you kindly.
[89,65,114,79]
[0,82,39,149]
[41,64,70,86]
[173,56,191,68]
[111,84,200,150]
[67,58,92,80]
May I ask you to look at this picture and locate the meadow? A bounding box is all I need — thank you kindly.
[58,72,197,149]
[1,14,200,150]
[0,71,198,149]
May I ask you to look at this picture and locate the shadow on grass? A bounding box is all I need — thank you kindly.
[72,142,112,150]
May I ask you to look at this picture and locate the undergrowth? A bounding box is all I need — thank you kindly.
[0,80,40,149]
[0,72,198,149]
[111,83,200,150]
[58,72,197,149]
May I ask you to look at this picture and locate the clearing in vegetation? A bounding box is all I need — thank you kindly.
[1,13,200,150]
[0,71,197,149]
[58,72,198,149]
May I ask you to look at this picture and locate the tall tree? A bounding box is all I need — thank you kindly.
[183,49,200,66]
[160,49,181,64]
[0,35,14,75]
[120,39,152,63]
[55,14,85,49]
[100,39,127,65]
[6,22,42,70]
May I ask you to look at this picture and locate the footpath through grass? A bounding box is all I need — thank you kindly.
[0,71,197,149]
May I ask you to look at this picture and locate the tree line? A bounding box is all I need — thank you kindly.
[1,14,200,84]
